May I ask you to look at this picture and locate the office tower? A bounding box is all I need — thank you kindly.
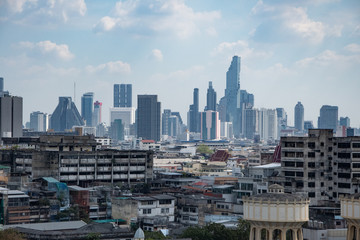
[205,81,216,111]
[110,119,124,141]
[137,95,161,141]
[50,97,84,132]
[93,101,102,127]
[225,56,241,123]
[294,101,304,131]
[81,92,94,127]
[304,121,314,131]
[318,105,338,131]
[30,111,48,132]
[200,110,220,140]
[0,77,3,92]
[162,109,171,135]
[188,88,200,133]
[220,122,233,139]
[243,108,258,140]
[340,117,350,128]
[114,84,132,107]
[0,95,23,138]
[168,115,181,138]
[239,90,254,136]
[276,108,287,129]
[110,107,135,136]
[258,108,278,142]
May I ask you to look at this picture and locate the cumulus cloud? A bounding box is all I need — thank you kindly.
[18,40,74,60]
[345,43,360,53]
[1,0,86,24]
[86,61,131,74]
[93,0,220,38]
[251,1,342,44]
[150,49,163,62]
[295,50,360,68]
[211,40,272,60]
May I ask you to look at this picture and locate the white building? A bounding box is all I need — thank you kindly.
[110,107,135,136]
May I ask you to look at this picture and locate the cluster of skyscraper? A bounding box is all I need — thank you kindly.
[1,54,356,143]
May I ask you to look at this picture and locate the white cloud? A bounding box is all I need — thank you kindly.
[345,43,360,53]
[86,61,131,74]
[212,40,272,59]
[251,2,342,44]
[150,49,163,62]
[18,40,74,60]
[1,0,86,24]
[295,50,360,67]
[93,0,220,38]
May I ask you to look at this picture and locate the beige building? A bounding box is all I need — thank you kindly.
[341,193,360,240]
[243,184,309,240]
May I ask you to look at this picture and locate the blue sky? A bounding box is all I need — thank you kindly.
[0,0,359,127]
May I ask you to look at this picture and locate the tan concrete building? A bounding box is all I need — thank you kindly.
[243,184,309,240]
[341,193,360,240]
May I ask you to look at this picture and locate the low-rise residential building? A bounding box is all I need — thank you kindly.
[0,187,30,225]
[176,194,221,226]
[112,194,176,227]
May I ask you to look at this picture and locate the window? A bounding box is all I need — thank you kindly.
[338,183,351,189]
[161,208,169,214]
[308,172,315,178]
[321,142,324,146]
[143,209,147,214]
[183,216,189,220]
[338,153,351,159]
[296,172,304,177]
[353,153,360,159]
[338,173,351,179]
[296,162,304,168]
[147,209,151,214]
[321,182,324,187]
[352,143,360,148]
[284,162,295,167]
[338,143,351,148]
[296,182,303,188]
[285,171,295,177]
[159,199,172,205]
[328,147,332,152]
[308,142,315,149]
[338,163,351,169]
[308,192,315,198]
[308,182,315,188]
[308,152,315,158]
[308,162,315,168]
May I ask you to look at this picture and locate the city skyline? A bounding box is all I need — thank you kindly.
[0,0,359,127]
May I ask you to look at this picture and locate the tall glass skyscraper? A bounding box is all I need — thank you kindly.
[225,56,241,123]
[206,81,216,111]
[81,92,94,126]
[137,95,161,141]
[188,88,200,133]
[93,101,102,127]
[294,101,304,131]
[318,105,338,131]
[114,84,132,107]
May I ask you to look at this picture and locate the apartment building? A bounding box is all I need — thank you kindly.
[0,187,30,225]
[0,135,153,187]
[277,129,360,206]
[111,194,176,229]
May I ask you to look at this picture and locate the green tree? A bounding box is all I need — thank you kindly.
[196,144,213,155]
[0,229,25,240]
[180,225,211,240]
[144,231,166,240]
[85,232,100,240]
[236,219,251,240]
